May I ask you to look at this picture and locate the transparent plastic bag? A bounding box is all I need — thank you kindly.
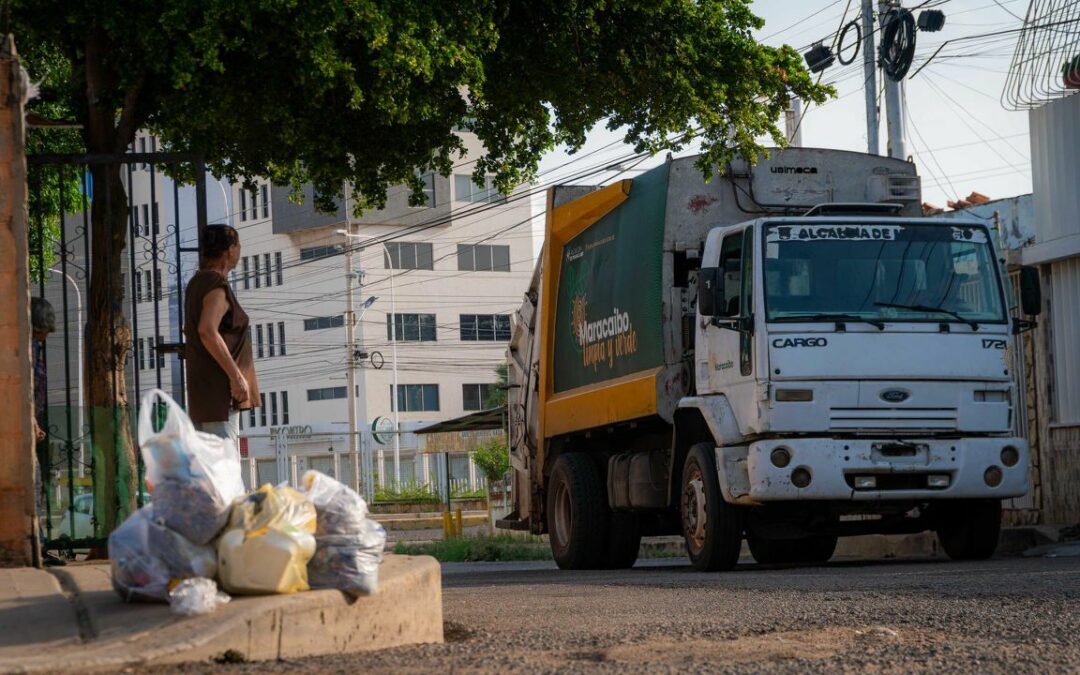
[109,505,217,603]
[307,521,386,596]
[218,484,317,595]
[138,389,246,545]
[301,470,368,536]
[301,471,386,595]
[169,577,231,616]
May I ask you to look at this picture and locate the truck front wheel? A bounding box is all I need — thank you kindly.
[547,453,606,569]
[935,499,1002,560]
[681,443,744,571]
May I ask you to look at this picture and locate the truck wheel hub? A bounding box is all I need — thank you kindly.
[682,467,708,554]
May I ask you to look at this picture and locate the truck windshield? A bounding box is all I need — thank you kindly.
[763,223,1006,324]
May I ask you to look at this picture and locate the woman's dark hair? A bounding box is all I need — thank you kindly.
[201,224,239,260]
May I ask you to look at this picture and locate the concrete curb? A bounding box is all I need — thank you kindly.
[375,512,488,532]
[0,554,442,673]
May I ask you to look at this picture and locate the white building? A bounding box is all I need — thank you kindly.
[106,131,537,498]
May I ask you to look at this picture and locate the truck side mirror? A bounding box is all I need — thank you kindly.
[1019,266,1041,317]
[698,267,723,317]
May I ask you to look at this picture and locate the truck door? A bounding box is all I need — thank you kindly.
[707,228,755,402]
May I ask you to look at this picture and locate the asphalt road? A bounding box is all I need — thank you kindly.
[165,554,1080,673]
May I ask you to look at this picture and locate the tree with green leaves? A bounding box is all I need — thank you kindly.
[483,364,509,410]
[472,437,511,532]
[13,0,830,533]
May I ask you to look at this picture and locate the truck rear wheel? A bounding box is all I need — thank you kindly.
[747,535,838,565]
[681,443,744,571]
[936,499,1001,560]
[547,453,606,569]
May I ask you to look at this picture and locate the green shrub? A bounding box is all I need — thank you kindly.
[374,481,440,504]
[393,534,551,562]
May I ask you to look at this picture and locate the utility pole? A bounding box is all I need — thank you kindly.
[879,0,908,160]
[343,185,359,460]
[861,0,880,155]
[785,98,804,147]
[0,35,37,567]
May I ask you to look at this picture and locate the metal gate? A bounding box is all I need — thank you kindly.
[27,150,207,552]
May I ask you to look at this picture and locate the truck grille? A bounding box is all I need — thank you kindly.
[829,408,958,431]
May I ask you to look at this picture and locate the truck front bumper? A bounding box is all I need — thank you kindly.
[717,437,1029,502]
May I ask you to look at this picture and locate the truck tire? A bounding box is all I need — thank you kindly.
[602,512,642,569]
[547,453,607,569]
[681,443,744,571]
[747,535,838,565]
[936,499,1001,561]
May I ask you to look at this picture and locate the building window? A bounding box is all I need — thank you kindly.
[259,393,267,426]
[253,255,261,289]
[270,392,278,427]
[153,268,162,301]
[299,244,344,261]
[462,383,498,411]
[282,391,290,424]
[267,323,275,357]
[274,252,283,286]
[144,271,152,303]
[453,174,503,203]
[392,384,440,412]
[457,244,510,272]
[261,185,270,219]
[249,189,258,220]
[384,241,433,270]
[152,202,160,236]
[242,256,250,290]
[230,271,237,292]
[138,338,146,370]
[419,172,436,206]
[263,253,272,287]
[386,313,437,342]
[459,314,511,341]
[307,386,348,401]
[278,322,286,356]
[303,315,345,331]
[135,271,143,304]
[239,189,247,223]
[256,324,264,358]
[249,406,256,428]
[141,204,150,236]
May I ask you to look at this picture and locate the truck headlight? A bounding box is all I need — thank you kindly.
[1001,446,1019,467]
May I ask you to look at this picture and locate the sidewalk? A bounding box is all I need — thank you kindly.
[0,555,442,673]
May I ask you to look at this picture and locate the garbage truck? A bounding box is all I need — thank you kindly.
[497,147,1040,571]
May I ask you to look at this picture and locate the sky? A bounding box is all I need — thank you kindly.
[536,0,1034,210]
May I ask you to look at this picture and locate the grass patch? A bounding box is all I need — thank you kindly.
[394,534,552,562]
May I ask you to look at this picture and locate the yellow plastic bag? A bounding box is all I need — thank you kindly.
[217,485,317,594]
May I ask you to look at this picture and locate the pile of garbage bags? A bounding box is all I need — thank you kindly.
[108,390,385,614]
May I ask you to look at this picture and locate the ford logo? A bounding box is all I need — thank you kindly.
[881,389,910,404]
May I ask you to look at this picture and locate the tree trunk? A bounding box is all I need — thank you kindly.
[87,162,136,537]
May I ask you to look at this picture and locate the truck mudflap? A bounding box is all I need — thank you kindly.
[717,437,1030,502]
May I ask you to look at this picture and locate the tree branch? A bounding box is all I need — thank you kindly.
[113,70,146,152]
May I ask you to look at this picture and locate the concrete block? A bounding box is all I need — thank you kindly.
[0,554,442,672]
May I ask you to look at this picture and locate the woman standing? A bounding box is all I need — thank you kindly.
[184,224,259,448]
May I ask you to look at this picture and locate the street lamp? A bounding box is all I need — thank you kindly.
[335,228,402,487]
[48,269,85,476]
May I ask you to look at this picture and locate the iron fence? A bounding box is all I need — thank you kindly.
[28,151,207,552]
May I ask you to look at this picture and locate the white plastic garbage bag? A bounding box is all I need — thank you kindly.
[169,577,231,616]
[109,504,217,602]
[138,389,246,545]
[301,470,386,595]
